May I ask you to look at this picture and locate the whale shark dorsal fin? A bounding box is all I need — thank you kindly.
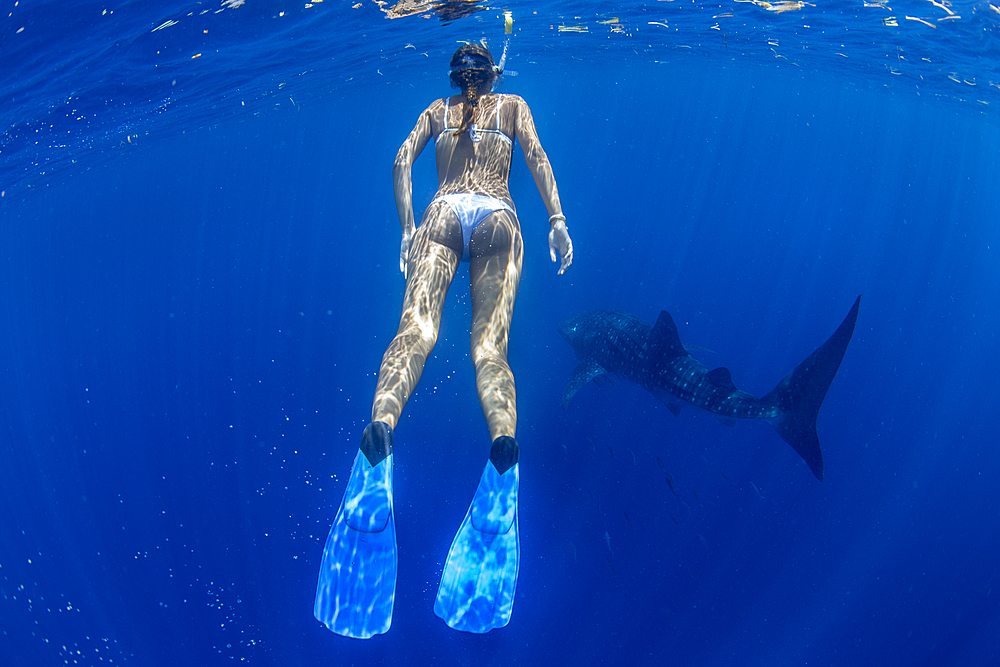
[650,310,688,361]
[706,367,737,390]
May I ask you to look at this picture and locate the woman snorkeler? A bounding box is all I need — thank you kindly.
[315,42,573,638]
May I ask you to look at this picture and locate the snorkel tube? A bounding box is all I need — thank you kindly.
[492,10,513,90]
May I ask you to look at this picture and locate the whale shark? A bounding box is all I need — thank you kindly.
[558,297,861,480]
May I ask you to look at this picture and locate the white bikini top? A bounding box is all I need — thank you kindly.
[437,94,514,148]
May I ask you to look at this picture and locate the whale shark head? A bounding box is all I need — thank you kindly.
[557,316,580,343]
[558,312,607,359]
[557,314,585,344]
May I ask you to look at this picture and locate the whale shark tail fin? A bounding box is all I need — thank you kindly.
[763,296,861,481]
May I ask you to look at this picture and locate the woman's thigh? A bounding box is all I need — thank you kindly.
[413,199,463,261]
[469,209,523,348]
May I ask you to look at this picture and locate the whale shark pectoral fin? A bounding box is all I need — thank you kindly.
[650,389,682,416]
[706,367,737,390]
[562,359,608,408]
[592,374,615,388]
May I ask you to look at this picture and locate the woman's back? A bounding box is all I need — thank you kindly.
[432,93,517,204]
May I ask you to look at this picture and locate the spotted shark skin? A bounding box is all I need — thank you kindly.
[558,297,861,480]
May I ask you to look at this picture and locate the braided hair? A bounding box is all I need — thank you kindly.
[448,44,497,137]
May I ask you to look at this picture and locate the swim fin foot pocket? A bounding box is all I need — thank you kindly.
[314,422,396,639]
[434,436,520,633]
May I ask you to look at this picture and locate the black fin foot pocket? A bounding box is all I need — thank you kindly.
[489,436,519,475]
[361,421,394,467]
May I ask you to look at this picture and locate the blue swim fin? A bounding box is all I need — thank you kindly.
[434,436,520,633]
[314,423,396,639]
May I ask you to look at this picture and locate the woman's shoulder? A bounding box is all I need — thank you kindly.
[425,97,449,111]
[497,93,528,106]
[420,96,456,113]
[492,93,529,119]
[417,97,448,125]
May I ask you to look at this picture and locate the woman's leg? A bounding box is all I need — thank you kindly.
[371,203,462,429]
[434,209,522,634]
[469,209,523,441]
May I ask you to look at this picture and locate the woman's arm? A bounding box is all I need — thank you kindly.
[514,97,573,274]
[393,104,435,275]
[514,97,562,217]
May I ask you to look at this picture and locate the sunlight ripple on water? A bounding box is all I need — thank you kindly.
[2,0,999,190]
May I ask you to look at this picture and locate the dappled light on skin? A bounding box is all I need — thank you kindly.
[378,85,565,438]
[435,95,518,202]
[470,210,523,441]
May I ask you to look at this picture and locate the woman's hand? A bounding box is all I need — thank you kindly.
[400,224,415,278]
[548,217,573,275]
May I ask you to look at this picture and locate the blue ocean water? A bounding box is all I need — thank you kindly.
[2,1,998,665]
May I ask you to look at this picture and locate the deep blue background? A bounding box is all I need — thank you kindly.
[2,53,998,666]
